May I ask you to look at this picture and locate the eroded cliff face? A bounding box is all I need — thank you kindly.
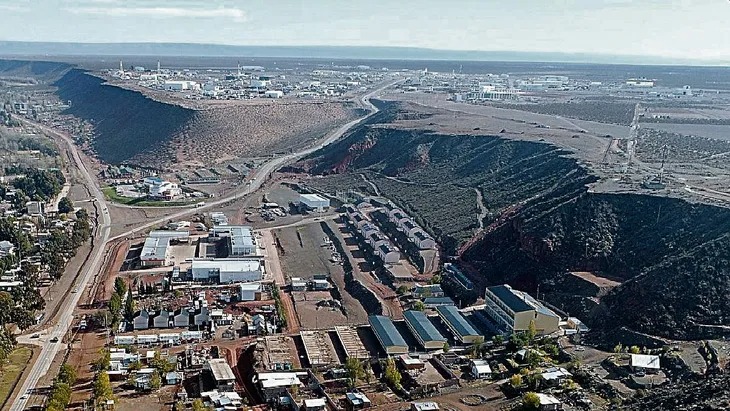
[301,100,730,339]
[54,69,359,168]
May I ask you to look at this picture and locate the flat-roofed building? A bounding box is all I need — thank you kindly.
[369,315,409,355]
[403,310,446,350]
[483,284,560,335]
[299,194,330,212]
[191,259,263,283]
[436,305,481,344]
[211,225,257,256]
[204,358,236,392]
[239,282,262,301]
[140,236,171,267]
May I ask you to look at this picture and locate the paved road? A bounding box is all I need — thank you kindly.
[8,79,398,410]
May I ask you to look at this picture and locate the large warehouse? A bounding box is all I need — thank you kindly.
[403,310,447,350]
[299,194,330,212]
[369,315,409,355]
[191,259,263,283]
[211,225,258,256]
[140,236,170,267]
[436,305,482,344]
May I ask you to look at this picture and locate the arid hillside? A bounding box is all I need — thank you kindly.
[298,100,730,340]
[54,69,359,168]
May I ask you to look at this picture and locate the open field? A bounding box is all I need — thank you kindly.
[274,222,369,327]
[644,123,730,141]
[0,347,33,409]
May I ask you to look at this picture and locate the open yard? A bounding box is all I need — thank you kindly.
[274,222,369,328]
[0,346,33,409]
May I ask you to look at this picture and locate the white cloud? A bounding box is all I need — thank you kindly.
[0,4,30,12]
[66,6,247,22]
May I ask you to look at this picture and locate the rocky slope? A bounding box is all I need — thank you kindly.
[54,69,359,168]
[299,100,730,340]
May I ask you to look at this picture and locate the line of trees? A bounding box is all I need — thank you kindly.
[10,168,65,202]
[46,363,77,411]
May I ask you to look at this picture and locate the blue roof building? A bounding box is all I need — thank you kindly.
[369,315,409,355]
[436,305,482,344]
[403,310,447,350]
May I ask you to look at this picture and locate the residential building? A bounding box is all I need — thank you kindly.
[133,310,150,330]
[542,367,572,387]
[369,315,409,355]
[423,297,455,308]
[630,354,660,373]
[412,284,444,298]
[411,402,439,411]
[536,393,562,411]
[483,284,560,335]
[0,240,15,257]
[470,359,491,379]
[254,372,305,401]
[345,392,371,410]
[403,310,446,350]
[152,310,171,328]
[173,308,191,328]
[436,305,481,344]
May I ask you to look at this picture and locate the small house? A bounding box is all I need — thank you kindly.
[470,359,491,379]
[133,309,150,330]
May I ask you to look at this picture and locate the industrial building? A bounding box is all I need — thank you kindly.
[204,359,236,392]
[483,284,560,335]
[369,315,409,355]
[191,259,263,283]
[139,230,189,267]
[299,193,330,212]
[403,310,447,350]
[436,305,481,344]
[140,236,171,267]
[211,225,258,256]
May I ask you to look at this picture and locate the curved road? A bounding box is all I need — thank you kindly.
[9,79,398,411]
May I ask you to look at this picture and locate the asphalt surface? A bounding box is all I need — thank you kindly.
[8,79,398,410]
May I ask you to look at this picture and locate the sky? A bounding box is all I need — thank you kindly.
[1,0,729,61]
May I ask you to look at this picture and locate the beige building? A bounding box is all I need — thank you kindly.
[484,285,560,335]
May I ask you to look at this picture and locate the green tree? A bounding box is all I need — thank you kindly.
[523,392,540,409]
[175,401,186,411]
[58,363,77,386]
[150,351,174,373]
[192,399,207,411]
[93,348,111,371]
[345,357,365,387]
[93,371,113,403]
[493,334,504,345]
[613,343,624,353]
[124,290,135,320]
[443,342,450,352]
[150,371,162,390]
[114,277,127,298]
[510,373,522,387]
[429,274,441,285]
[629,345,641,354]
[58,197,74,214]
[384,357,401,389]
[412,301,426,311]
[527,320,537,343]
[396,285,408,295]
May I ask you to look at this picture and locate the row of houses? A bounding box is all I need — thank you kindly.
[343,205,400,264]
[132,306,215,330]
[113,330,204,345]
[386,207,436,250]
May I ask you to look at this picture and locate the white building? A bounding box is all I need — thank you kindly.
[470,359,492,379]
[191,259,263,283]
[164,80,198,91]
[211,225,257,256]
[630,354,661,372]
[239,283,262,301]
[264,90,284,98]
[299,194,330,212]
[140,236,171,267]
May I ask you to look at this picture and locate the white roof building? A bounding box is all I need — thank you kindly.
[630,354,661,370]
[191,259,263,283]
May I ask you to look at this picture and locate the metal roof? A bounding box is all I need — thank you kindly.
[368,315,408,349]
[141,236,169,260]
[206,358,236,381]
[630,354,660,369]
[487,285,532,312]
[436,305,479,338]
[403,310,446,344]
